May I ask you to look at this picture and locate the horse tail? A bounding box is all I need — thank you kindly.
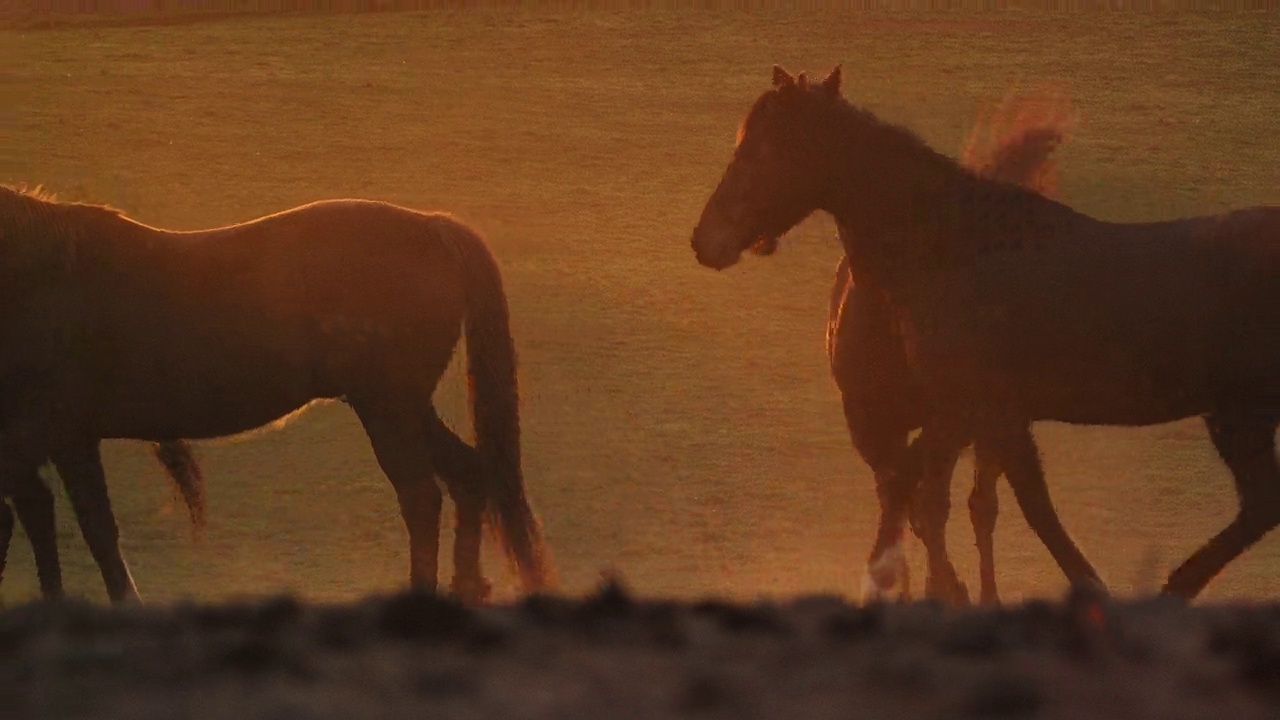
[961,89,1074,198]
[436,216,556,594]
[151,440,206,538]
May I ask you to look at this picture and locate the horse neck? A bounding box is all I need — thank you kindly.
[822,118,1082,301]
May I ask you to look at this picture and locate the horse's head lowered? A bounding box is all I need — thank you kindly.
[691,65,846,270]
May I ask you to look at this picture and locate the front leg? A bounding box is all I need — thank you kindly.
[910,423,970,606]
[52,440,140,603]
[11,469,63,599]
[970,440,1002,605]
[860,433,915,604]
[0,427,67,600]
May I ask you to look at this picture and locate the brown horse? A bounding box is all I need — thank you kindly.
[0,186,555,604]
[692,66,1280,603]
[0,440,205,600]
[824,94,1072,604]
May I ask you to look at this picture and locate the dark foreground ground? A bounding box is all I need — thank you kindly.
[5,584,1279,720]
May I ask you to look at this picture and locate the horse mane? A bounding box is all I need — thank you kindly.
[814,87,1083,263]
[830,88,1076,300]
[961,89,1074,200]
[0,184,131,277]
[1,183,127,222]
[4,183,61,204]
[852,97,1051,197]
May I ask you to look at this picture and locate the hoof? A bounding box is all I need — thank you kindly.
[448,576,493,606]
[861,544,910,604]
[925,573,970,607]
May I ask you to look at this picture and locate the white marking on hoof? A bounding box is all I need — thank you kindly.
[861,542,908,604]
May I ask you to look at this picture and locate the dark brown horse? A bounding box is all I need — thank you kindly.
[824,93,1072,604]
[0,440,205,600]
[0,186,555,604]
[692,66,1280,603]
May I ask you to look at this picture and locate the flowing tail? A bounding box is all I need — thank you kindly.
[437,217,555,593]
[151,441,206,538]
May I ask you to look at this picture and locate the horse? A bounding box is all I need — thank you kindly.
[0,440,205,600]
[691,65,1280,603]
[823,93,1072,604]
[0,186,555,604]
[726,90,1073,605]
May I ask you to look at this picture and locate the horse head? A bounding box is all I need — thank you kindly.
[690,65,848,270]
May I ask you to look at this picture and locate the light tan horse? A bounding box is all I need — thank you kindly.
[0,187,555,603]
[692,66,1280,603]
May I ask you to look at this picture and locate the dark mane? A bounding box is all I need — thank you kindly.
[832,93,1058,204]
[812,90,1081,259]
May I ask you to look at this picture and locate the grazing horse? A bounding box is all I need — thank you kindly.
[0,439,206,600]
[823,94,1072,604]
[691,65,1280,603]
[0,186,555,604]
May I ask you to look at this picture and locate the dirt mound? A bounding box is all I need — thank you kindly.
[5,584,1279,719]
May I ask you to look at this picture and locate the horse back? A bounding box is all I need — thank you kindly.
[907,210,1279,424]
[60,200,476,437]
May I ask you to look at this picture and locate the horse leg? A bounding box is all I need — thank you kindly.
[845,397,913,602]
[863,420,968,606]
[862,461,913,604]
[911,426,969,606]
[425,413,492,605]
[12,470,63,599]
[51,441,140,603]
[0,501,11,590]
[982,423,1104,592]
[970,440,1002,604]
[353,403,444,593]
[1163,412,1280,599]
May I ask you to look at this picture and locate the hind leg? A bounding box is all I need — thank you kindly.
[970,440,1002,604]
[12,470,62,598]
[425,414,492,605]
[353,403,444,592]
[981,423,1104,592]
[1164,412,1280,599]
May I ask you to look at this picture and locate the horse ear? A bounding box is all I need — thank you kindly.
[772,65,795,89]
[820,65,842,96]
[797,72,809,91]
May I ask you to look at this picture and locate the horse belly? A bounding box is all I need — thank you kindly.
[909,258,1217,426]
[100,338,332,441]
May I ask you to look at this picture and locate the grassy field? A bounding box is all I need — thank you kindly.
[4,10,1279,606]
